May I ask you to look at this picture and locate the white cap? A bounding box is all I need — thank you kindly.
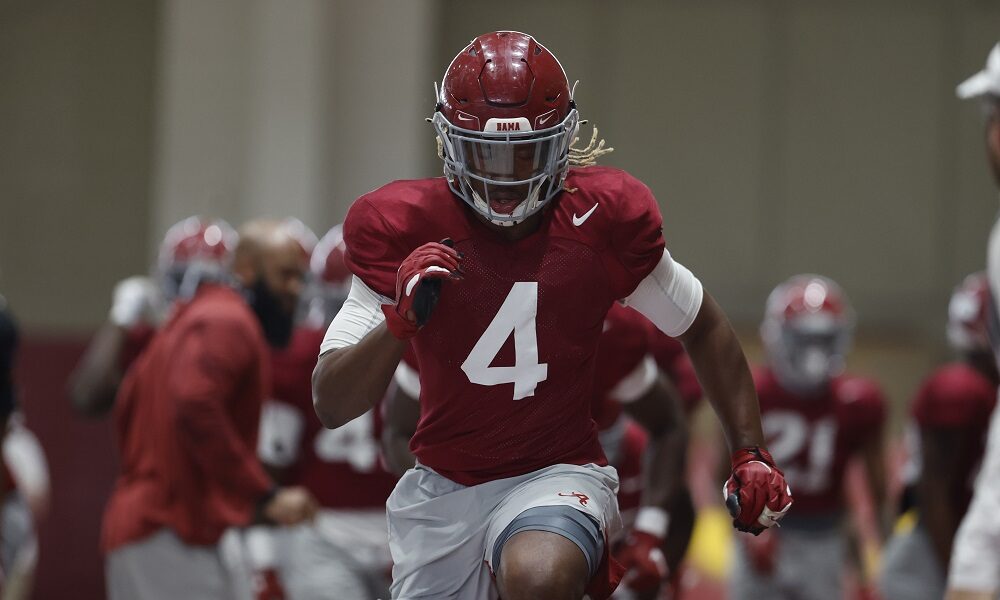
[957,43,1000,99]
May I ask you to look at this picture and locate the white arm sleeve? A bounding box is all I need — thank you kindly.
[609,355,659,403]
[622,249,704,337]
[319,275,390,355]
[257,400,305,468]
[947,397,1000,592]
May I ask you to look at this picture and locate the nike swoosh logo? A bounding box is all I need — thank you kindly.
[537,112,554,127]
[572,203,598,226]
[457,113,475,122]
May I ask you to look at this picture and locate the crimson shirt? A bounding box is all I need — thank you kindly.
[102,285,273,550]
[345,167,665,485]
[754,366,885,515]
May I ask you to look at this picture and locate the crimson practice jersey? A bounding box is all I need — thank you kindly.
[910,362,997,511]
[753,367,886,515]
[266,327,397,508]
[345,166,666,485]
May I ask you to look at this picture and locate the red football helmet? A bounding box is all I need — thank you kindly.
[158,216,238,301]
[432,31,579,226]
[302,224,352,327]
[761,275,855,394]
[947,272,991,354]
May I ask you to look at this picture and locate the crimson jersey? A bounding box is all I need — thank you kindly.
[345,166,665,485]
[910,362,997,511]
[268,327,397,508]
[753,366,885,515]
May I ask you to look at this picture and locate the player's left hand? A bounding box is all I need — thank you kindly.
[618,530,668,592]
[724,446,793,535]
[252,568,286,600]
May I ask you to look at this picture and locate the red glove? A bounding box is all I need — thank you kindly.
[382,239,462,339]
[618,530,668,592]
[252,568,286,600]
[743,527,779,574]
[724,447,793,535]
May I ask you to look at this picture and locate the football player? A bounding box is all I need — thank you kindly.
[248,224,397,600]
[102,220,318,600]
[882,273,997,599]
[313,31,791,599]
[68,216,237,417]
[946,42,1000,600]
[384,303,693,599]
[730,275,887,600]
[0,413,50,600]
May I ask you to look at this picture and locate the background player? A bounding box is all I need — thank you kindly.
[68,216,237,417]
[102,219,317,600]
[730,274,886,600]
[946,42,1000,600]
[882,273,997,599]
[314,31,791,599]
[249,224,397,600]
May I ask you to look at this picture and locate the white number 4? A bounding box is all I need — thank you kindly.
[461,282,548,400]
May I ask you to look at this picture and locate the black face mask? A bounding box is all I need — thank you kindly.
[247,277,294,349]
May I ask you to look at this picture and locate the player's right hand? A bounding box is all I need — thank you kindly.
[618,530,668,592]
[108,276,162,327]
[723,446,793,535]
[252,568,286,600]
[743,527,779,574]
[382,239,463,339]
[263,486,318,526]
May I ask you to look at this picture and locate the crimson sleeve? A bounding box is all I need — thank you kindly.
[343,198,411,299]
[608,173,667,299]
[168,318,272,503]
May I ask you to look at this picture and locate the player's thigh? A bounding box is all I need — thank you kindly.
[728,538,783,600]
[387,465,500,600]
[106,529,232,600]
[486,463,621,592]
[880,526,945,600]
[284,524,377,600]
[777,528,843,600]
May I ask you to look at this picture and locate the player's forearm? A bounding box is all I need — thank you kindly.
[312,323,405,429]
[919,483,958,567]
[678,293,763,452]
[68,322,128,417]
[642,423,688,509]
[862,439,890,540]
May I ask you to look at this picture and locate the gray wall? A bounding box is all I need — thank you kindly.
[1,0,998,365]
[0,0,157,332]
[438,0,1000,342]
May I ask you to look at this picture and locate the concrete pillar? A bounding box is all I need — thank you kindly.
[150,0,439,249]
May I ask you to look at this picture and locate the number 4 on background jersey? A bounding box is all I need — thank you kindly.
[462,282,548,400]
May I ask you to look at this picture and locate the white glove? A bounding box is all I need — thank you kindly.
[109,276,162,327]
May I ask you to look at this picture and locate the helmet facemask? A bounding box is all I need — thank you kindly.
[762,312,852,396]
[433,109,579,226]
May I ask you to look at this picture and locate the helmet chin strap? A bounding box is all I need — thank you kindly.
[470,179,545,227]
